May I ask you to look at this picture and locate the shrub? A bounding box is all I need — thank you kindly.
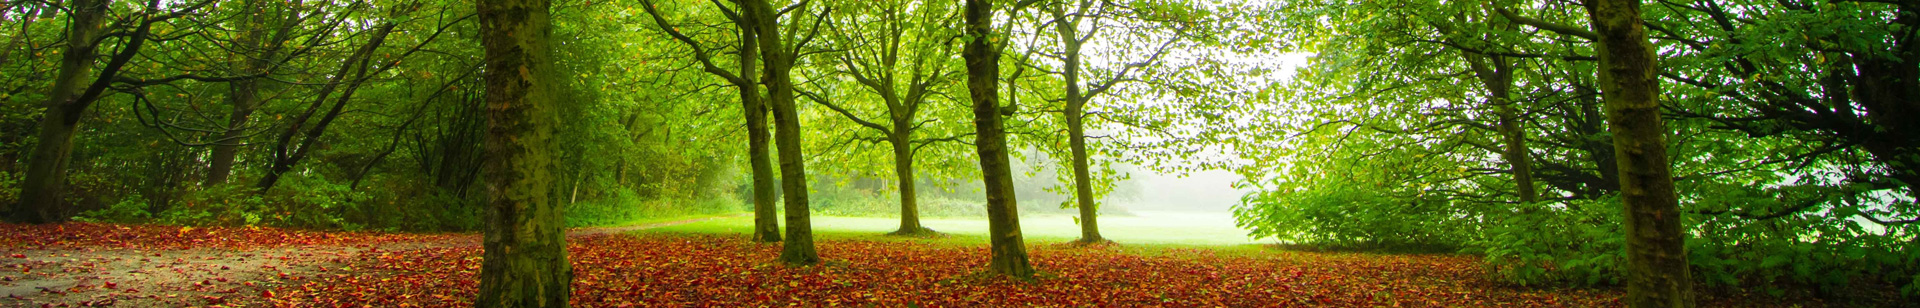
[74,195,154,224]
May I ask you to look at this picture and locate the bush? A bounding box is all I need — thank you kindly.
[155,176,365,229]
[565,187,743,227]
[0,171,16,213]
[1234,178,1471,249]
[1468,192,1919,300]
[74,195,154,223]
[1467,197,1625,286]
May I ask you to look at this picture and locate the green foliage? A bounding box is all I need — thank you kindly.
[565,187,744,228]
[155,178,362,229]
[0,171,16,210]
[1468,198,1626,287]
[1235,177,1469,249]
[74,195,155,224]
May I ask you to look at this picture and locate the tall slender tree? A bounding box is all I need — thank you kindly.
[740,0,828,265]
[637,0,781,242]
[474,0,571,306]
[800,0,963,236]
[1036,0,1180,244]
[1583,0,1692,306]
[964,0,1034,279]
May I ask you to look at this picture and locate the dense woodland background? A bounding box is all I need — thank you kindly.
[0,0,1915,302]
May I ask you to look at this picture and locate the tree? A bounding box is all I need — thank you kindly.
[801,0,965,236]
[204,0,288,186]
[637,0,781,242]
[255,3,466,193]
[739,0,829,265]
[474,0,571,306]
[12,0,212,223]
[1583,0,1692,305]
[1032,0,1183,244]
[964,0,1035,279]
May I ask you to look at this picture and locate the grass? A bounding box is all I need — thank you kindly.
[586,211,749,229]
[637,210,1280,256]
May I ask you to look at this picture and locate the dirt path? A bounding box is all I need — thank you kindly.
[0,214,740,307]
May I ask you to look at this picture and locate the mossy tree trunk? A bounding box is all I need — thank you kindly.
[475,0,572,306]
[1583,0,1694,306]
[14,0,146,223]
[740,0,819,265]
[964,0,1034,279]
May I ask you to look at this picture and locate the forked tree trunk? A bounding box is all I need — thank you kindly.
[740,0,818,265]
[474,0,571,306]
[964,0,1034,279]
[1584,0,1693,306]
[739,18,781,243]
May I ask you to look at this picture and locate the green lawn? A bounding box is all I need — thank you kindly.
[640,210,1271,249]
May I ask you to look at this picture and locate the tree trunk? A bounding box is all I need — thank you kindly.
[964,0,1034,279]
[1066,109,1104,243]
[739,18,781,243]
[1584,0,1694,306]
[1048,4,1105,244]
[12,0,107,223]
[204,0,273,186]
[474,0,571,306]
[888,131,928,235]
[204,84,255,185]
[1465,54,1537,203]
[741,0,818,265]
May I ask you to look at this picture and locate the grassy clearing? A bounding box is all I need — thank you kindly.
[637,210,1279,255]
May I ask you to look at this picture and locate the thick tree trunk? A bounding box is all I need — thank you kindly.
[1584,0,1694,306]
[474,0,571,306]
[964,0,1034,279]
[741,0,818,265]
[12,0,107,223]
[739,20,781,243]
[887,132,928,235]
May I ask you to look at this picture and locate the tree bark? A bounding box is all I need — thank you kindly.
[13,0,108,223]
[739,14,782,243]
[474,0,571,306]
[1584,0,1693,306]
[205,0,275,186]
[965,0,1034,279]
[740,0,818,265]
[1047,4,1105,244]
[887,130,928,235]
[1465,54,1537,203]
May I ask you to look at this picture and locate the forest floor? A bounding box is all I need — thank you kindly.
[0,215,1863,308]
